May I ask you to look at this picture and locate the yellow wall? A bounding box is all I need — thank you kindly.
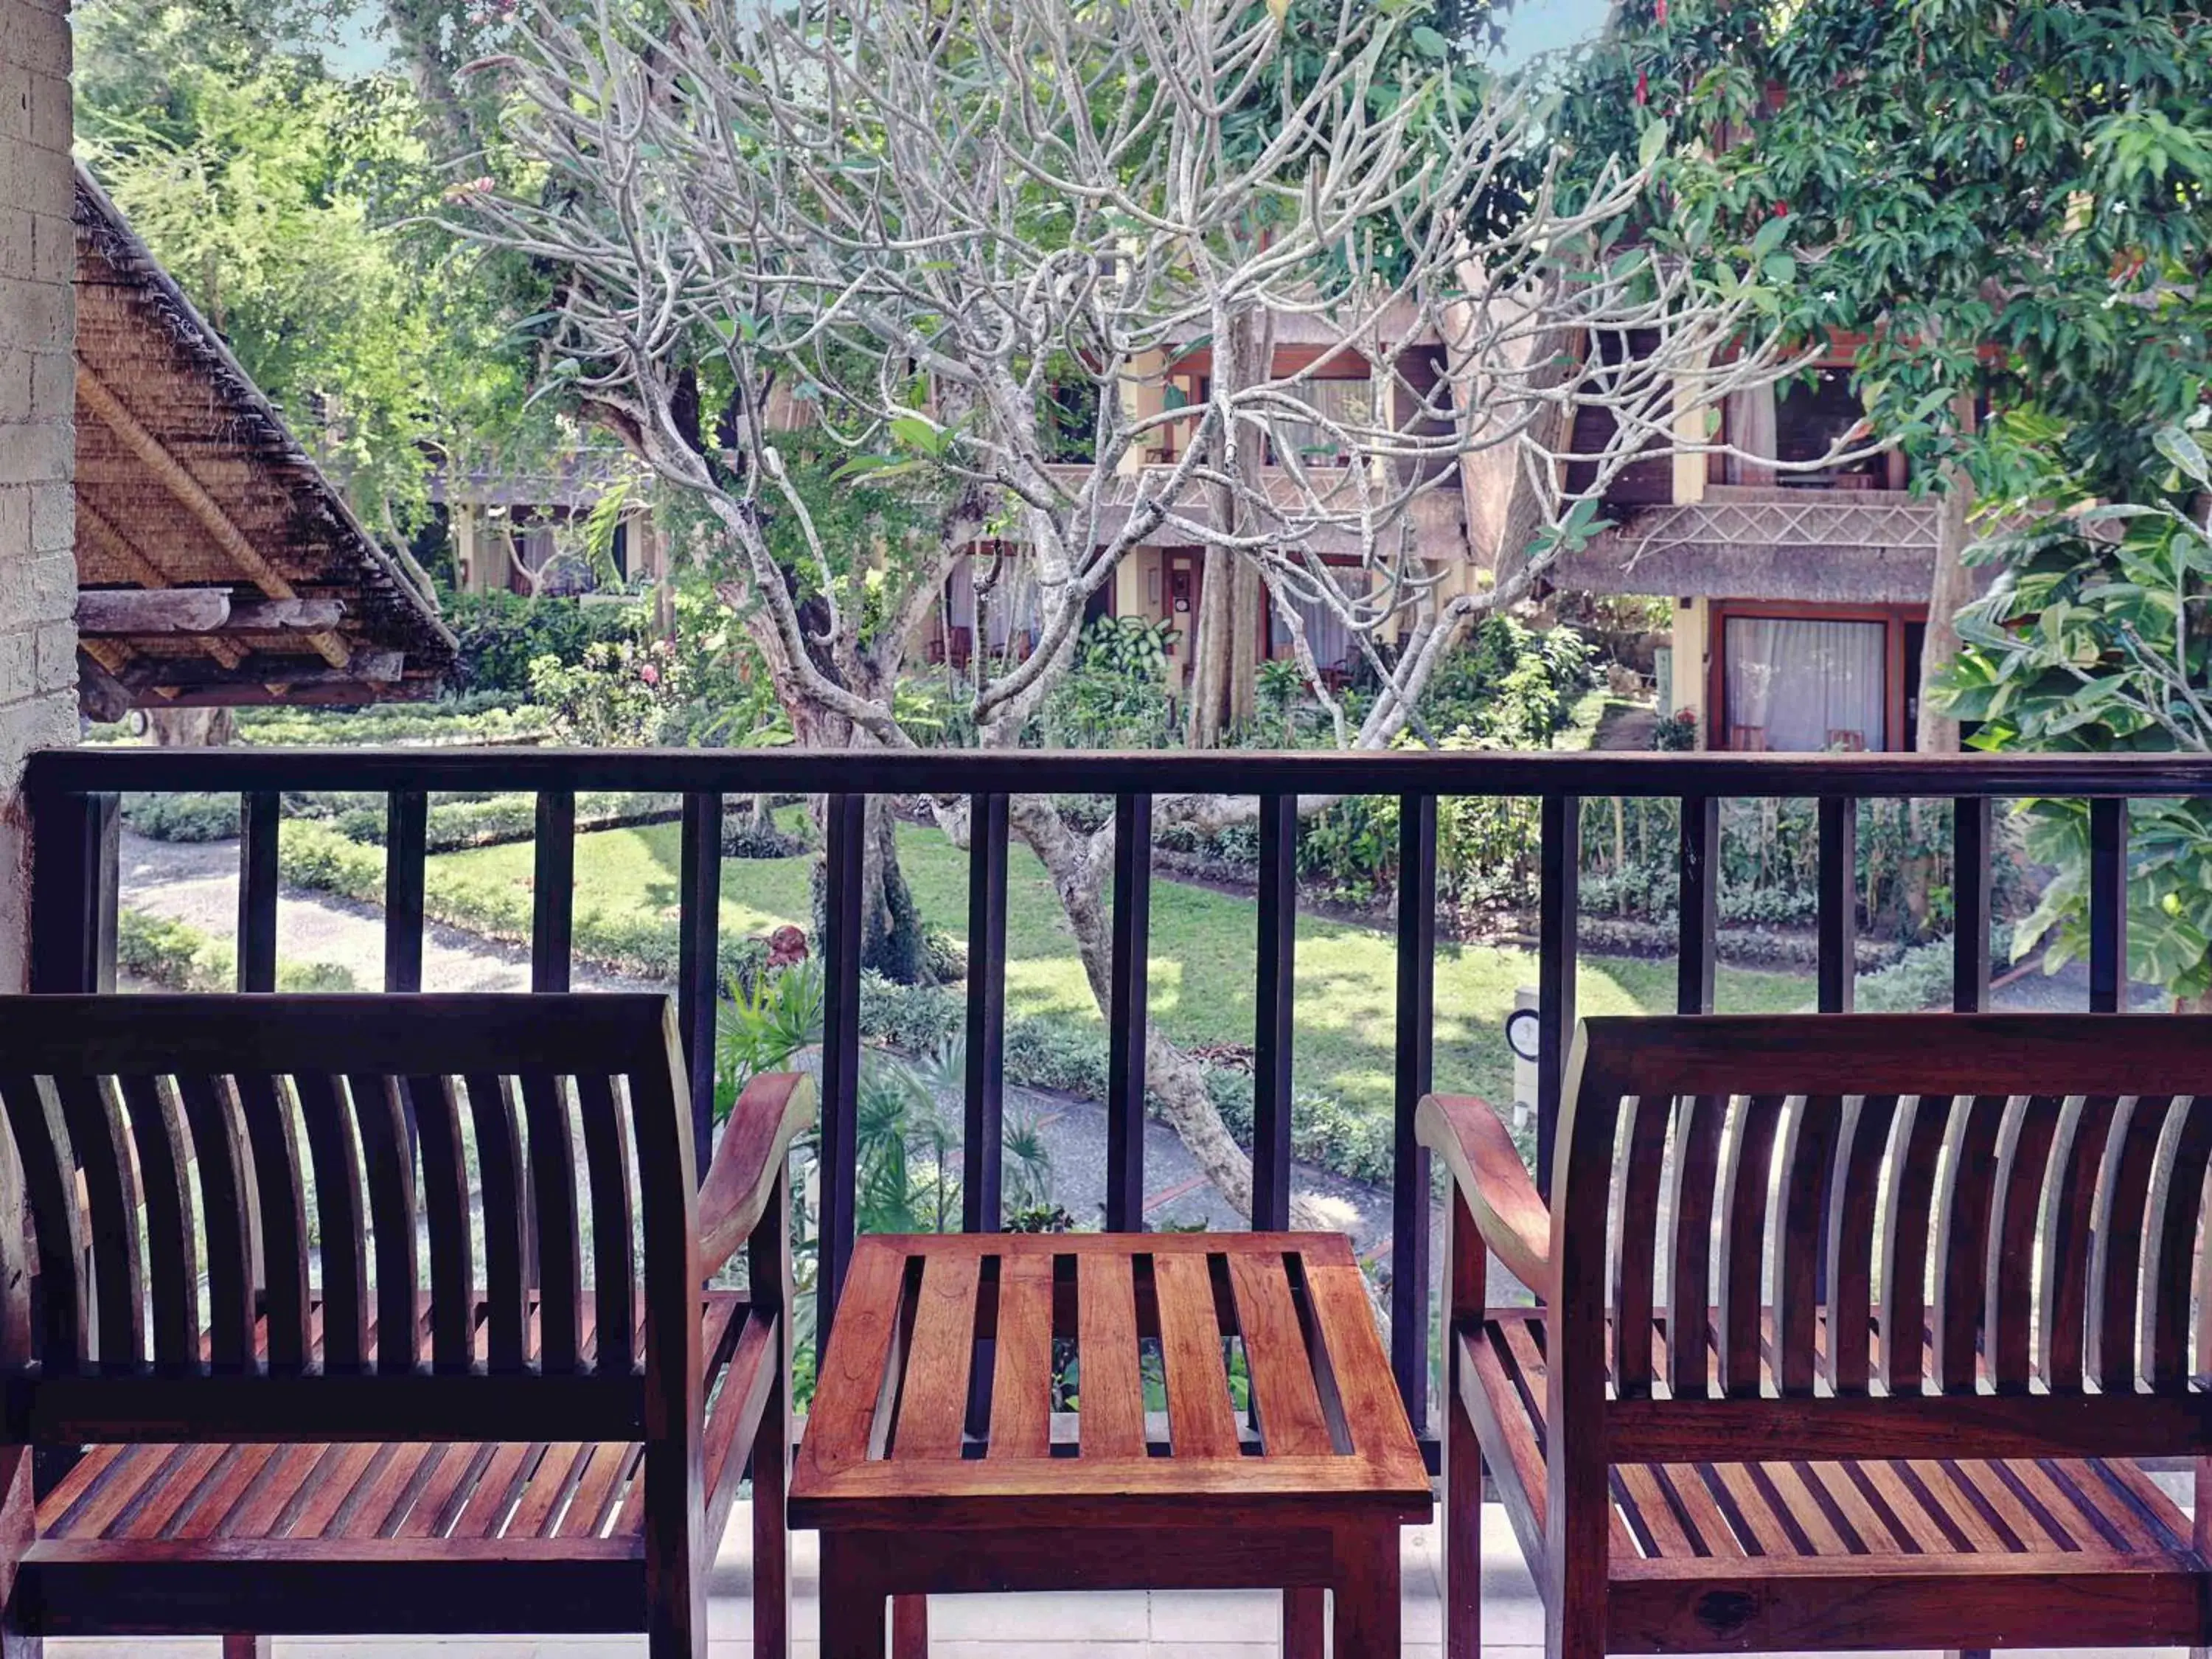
[1672,372,1709,505]
[1116,547,1155,620]
[1672,597,1708,745]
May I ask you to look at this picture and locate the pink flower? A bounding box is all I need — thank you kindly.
[639,665,660,686]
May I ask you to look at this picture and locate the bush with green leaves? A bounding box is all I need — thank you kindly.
[529,636,688,747]
[1037,616,1178,749]
[231,695,554,749]
[329,790,683,852]
[117,908,226,989]
[122,792,240,842]
[1938,422,2212,997]
[1420,616,1599,746]
[118,907,353,992]
[275,819,770,994]
[723,812,807,860]
[443,591,649,695]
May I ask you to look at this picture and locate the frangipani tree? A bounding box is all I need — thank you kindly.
[456,0,1823,1221]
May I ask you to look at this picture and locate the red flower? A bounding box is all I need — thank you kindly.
[1654,0,1668,22]
[1635,69,1649,105]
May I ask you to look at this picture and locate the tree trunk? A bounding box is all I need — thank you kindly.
[1185,552,1231,748]
[1228,557,1262,731]
[811,791,929,984]
[1916,459,1975,756]
[860,793,927,983]
[147,707,235,747]
[1185,305,1268,748]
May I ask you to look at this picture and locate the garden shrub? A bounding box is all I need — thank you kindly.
[117,908,223,987]
[329,790,682,852]
[723,813,807,859]
[848,972,1391,1183]
[276,820,771,995]
[1850,940,1956,1013]
[233,695,554,748]
[444,591,647,695]
[276,960,359,992]
[122,792,240,842]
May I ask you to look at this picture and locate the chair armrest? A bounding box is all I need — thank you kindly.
[698,1071,815,1275]
[1415,1093,1553,1301]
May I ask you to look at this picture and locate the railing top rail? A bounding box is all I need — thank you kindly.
[25,744,2212,799]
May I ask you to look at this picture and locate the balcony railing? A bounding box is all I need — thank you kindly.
[22,745,2208,1456]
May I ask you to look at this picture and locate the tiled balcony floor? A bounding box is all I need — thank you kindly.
[44,1500,2200,1658]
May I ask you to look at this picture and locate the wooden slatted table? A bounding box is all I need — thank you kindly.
[791,1231,1430,1658]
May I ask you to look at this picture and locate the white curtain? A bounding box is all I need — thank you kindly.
[1276,379,1373,467]
[1725,617,1884,751]
[981,560,1040,652]
[1270,588,1355,672]
[1725,383,1778,485]
[944,556,977,631]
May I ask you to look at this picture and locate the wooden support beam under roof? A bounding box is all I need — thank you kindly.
[76,590,347,636]
[122,650,404,694]
[74,500,246,670]
[74,363,351,670]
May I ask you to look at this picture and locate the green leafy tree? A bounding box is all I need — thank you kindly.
[1571,0,2212,749]
[74,0,557,541]
[1938,422,2212,1000]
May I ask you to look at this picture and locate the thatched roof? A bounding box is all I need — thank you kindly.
[71,162,456,717]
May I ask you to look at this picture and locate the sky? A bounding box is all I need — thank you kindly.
[319,0,1616,78]
[1492,0,1613,66]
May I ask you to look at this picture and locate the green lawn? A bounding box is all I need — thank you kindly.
[434,816,1810,1116]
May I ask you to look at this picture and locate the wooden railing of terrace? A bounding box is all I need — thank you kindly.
[24,745,2209,1458]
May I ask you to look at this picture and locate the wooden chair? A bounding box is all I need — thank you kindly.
[0,993,812,1658]
[1422,1013,2212,1659]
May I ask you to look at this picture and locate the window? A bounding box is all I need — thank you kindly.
[1270,378,1372,467]
[1723,615,1885,752]
[1269,568,1368,675]
[1775,370,1881,487]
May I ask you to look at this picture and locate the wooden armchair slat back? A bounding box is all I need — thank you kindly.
[1557,1014,2212,1409]
[0,995,698,1437]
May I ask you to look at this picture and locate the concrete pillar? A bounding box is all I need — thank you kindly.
[0,0,81,991]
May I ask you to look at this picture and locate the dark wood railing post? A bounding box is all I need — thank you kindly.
[1253,793,1297,1233]
[29,786,118,994]
[1105,791,1152,1232]
[1391,792,1436,1433]
[963,792,1009,1234]
[1677,796,1719,1015]
[2089,796,2127,1012]
[237,790,279,993]
[678,790,725,1166]
[1537,793,1579,1199]
[532,789,576,993]
[1952,797,1992,1012]
[384,790,427,993]
[1817,797,1857,1014]
[818,792,866,1317]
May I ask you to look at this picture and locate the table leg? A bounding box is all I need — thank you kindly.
[1446,1384,1481,1658]
[893,1593,930,1658]
[1332,1523,1399,1659]
[819,1534,888,1659]
[1284,1587,1326,1658]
